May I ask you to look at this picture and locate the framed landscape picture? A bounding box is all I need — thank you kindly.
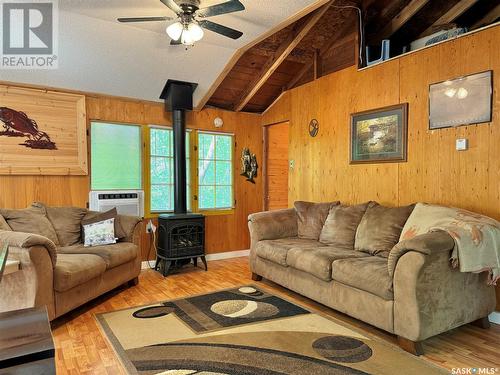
[429,70,492,129]
[350,103,408,164]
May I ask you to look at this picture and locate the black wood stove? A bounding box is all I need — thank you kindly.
[155,80,207,277]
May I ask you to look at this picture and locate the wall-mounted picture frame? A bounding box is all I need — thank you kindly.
[350,103,408,164]
[429,70,492,129]
[0,85,88,175]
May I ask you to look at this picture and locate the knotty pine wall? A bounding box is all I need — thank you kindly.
[262,25,500,309]
[0,90,263,259]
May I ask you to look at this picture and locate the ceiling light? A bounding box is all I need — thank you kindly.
[181,28,195,46]
[166,22,183,41]
[188,23,204,42]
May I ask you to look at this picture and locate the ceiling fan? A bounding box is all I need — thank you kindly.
[118,0,245,46]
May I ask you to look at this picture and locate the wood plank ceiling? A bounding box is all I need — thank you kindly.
[206,0,499,113]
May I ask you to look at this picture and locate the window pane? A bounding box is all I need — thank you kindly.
[216,135,231,160]
[216,186,232,208]
[151,157,171,184]
[199,159,215,185]
[197,132,233,210]
[149,127,190,212]
[199,185,215,209]
[151,128,171,157]
[91,122,141,190]
[215,161,232,185]
[199,133,215,160]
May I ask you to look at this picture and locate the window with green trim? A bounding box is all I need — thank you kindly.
[198,132,233,210]
[91,122,142,190]
[150,127,190,212]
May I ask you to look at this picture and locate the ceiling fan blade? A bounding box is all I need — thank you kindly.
[170,38,182,45]
[199,20,243,39]
[160,0,182,15]
[118,16,171,22]
[197,0,245,18]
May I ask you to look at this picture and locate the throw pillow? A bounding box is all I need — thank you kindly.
[319,202,371,248]
[294,201,339,240]
[82,218,116,247]
[0,215,11,231]
[81,208,126,239]
[0,206,59,245]
[33,203,87,247]
[355,202,415,257]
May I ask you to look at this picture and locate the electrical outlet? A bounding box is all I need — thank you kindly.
[146,220,156,233]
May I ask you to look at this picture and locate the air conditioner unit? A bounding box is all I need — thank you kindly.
[89,190,144,217]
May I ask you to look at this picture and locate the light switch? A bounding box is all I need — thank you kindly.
[456,138,468,151]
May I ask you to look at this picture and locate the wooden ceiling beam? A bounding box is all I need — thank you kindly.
[286,18,356,90]
[420,0,479,37]
[471,3,500,30]
[233,1,334,112]
[375,0,430,40]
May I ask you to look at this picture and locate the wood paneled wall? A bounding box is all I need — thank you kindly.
[0,91,263,259]
[262,26,499,220]
[262,25,500,309]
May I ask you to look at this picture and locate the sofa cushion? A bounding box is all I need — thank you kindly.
[319,202,370,248]
[42,205,87,247]
[58,242,137,269]
[294,201,338,240]
[255,238,326,266]
[332,257,393,300]
[82,208,127,239]
[0,215,11,231]
[355,202,415,257]
[54,253,107,292]
[0,206,59,245]
[286,247,370,281]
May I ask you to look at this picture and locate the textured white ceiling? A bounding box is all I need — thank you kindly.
[1,0,323,106]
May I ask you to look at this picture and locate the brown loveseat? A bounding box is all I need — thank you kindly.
[248,201,496,355]
[0,204,142,320]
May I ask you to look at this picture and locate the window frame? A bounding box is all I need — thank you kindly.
[90,120,143,191]
[195,130,235,213]
[147,124,192,214]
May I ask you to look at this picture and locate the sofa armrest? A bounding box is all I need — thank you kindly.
[0,230,57,267]
[248,208,297,244]
[117,215,142,245]
[388,231,454,278]
[392,231,496,341]
[0,230,56,319]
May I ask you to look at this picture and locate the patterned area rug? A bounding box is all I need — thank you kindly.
[96,286,446,375]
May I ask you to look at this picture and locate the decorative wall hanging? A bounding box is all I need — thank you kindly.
[240,147,258,184]
[0,85,87,175]
[308,119,319,137]
[350,103,408,164]
[429,70,492,129]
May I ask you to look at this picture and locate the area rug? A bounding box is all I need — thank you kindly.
[96,286,446,375]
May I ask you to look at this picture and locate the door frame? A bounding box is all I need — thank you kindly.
[262,120,289,211]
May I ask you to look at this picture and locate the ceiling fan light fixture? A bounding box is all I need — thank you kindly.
[181,27,195,45]
[188,22,204,42]
[166,21,183,41]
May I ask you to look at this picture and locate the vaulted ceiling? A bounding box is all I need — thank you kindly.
[206,0,499,113]
[1,0,497,112]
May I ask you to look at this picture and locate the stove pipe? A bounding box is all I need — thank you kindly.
[160,80,198,214]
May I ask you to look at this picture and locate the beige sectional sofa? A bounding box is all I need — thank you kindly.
[248,201,496,355]
[0,203,142,320]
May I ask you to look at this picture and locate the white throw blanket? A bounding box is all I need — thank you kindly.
[400,203,500,285]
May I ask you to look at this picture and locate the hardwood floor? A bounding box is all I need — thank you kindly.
[51,257,500,374]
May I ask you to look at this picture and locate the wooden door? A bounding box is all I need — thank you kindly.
[264,122,289,210]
